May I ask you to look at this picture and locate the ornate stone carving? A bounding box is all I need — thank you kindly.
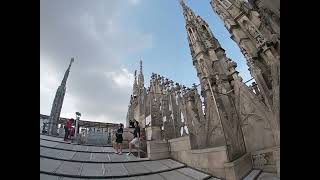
[218,0,232,9]
[252,154,267,169]
[183,88,207,149]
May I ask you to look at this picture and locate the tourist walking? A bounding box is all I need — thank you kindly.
[127,121,140,156]
[114,123,124,154]
[64,119,72,142]
[69,126,75,139]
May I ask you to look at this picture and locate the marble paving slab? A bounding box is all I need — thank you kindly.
[55,143,76,150]
[87,146,104,152]
[40,140,59,147]
[113,177,139,180]
[243,169,261,180]
[80,163,104,176]
[158,159,184,169]
[123,162,152,175]
[90,153,110,162]
[177,167,211,180]
[40,148,62,158]
[55,161,83,176]
[60,178,83,180]
[257,172,280,180]
[109,153,131,162]
[158,170,194,180]
[58,150,76,160]
[136,174,166,180]
[40,158,62,173]
[40,173,60,180]
[72,152,91,161]
[139,161,169,172]
[73,145,89,151]
[104,163,128,176]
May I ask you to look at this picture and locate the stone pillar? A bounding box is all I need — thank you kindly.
[224,153,253,180]
[146,126,162,141]
[58,125,65,138]
[75,118,79,138]
[273,148,280,177]
[147,140,169,160]
[48,121,58,136]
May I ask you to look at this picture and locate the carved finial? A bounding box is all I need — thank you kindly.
[192,83,197,90]
[139,60,143,73]
[176,83,181,91]
[161,76,165,83]
[170,80,174,86]
[179,0,185,6]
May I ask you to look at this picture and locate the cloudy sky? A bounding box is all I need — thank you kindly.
[40,0,251,125]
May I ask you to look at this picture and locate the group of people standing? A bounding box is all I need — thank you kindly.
[64,118,75,142]
[114,120,141,156]
[62,118,141,156]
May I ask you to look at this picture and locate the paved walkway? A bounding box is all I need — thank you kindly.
[41,135,278,180]
[40,134,113,147]
[40,135,215,180]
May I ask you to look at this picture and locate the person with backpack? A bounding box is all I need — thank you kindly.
[114,123,124,155]
[127,121,141,156]
[64,119,72,142]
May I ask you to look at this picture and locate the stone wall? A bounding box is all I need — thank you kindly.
[251,146,279,173]
[224,153,252,180]
[168,136,229,179]
[147,140,170,160]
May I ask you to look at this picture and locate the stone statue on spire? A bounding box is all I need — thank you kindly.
[133,70,138,97]
[138,60,144,89]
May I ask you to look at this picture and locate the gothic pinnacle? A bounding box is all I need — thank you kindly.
[140,60,143,73]
[179,0,186,8]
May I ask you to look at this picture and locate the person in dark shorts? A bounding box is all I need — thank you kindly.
[127,121,140,156]
[115,123,124,154]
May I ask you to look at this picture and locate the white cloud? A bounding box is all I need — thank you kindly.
[105,68,134,88]
[40,0,150,124]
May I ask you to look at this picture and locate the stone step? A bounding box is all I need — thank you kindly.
[41,167,212,180]
[40,157,186,178]
[40,135,113,147]
[256,172,279,180]
[40,135,66,142]
[176,167,211,180]
[41,147,146,163]
[243,169,262,180]
[40,144,138,154]
[40,141,139,153]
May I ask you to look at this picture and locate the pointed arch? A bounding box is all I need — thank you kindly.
[188,28,196,43]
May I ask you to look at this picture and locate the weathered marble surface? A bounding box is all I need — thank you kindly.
[256,172,280,180]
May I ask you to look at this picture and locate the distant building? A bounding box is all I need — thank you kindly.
[40,113,119,135]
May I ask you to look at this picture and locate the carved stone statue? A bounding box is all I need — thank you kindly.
[183,88,207,149]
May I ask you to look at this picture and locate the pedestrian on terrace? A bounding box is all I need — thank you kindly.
[127,121,140,156]
[114,123,124,155]
[64,119,72,142]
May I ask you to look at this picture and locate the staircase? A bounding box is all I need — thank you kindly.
[41,135,279,180]
[40,135,218,180]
